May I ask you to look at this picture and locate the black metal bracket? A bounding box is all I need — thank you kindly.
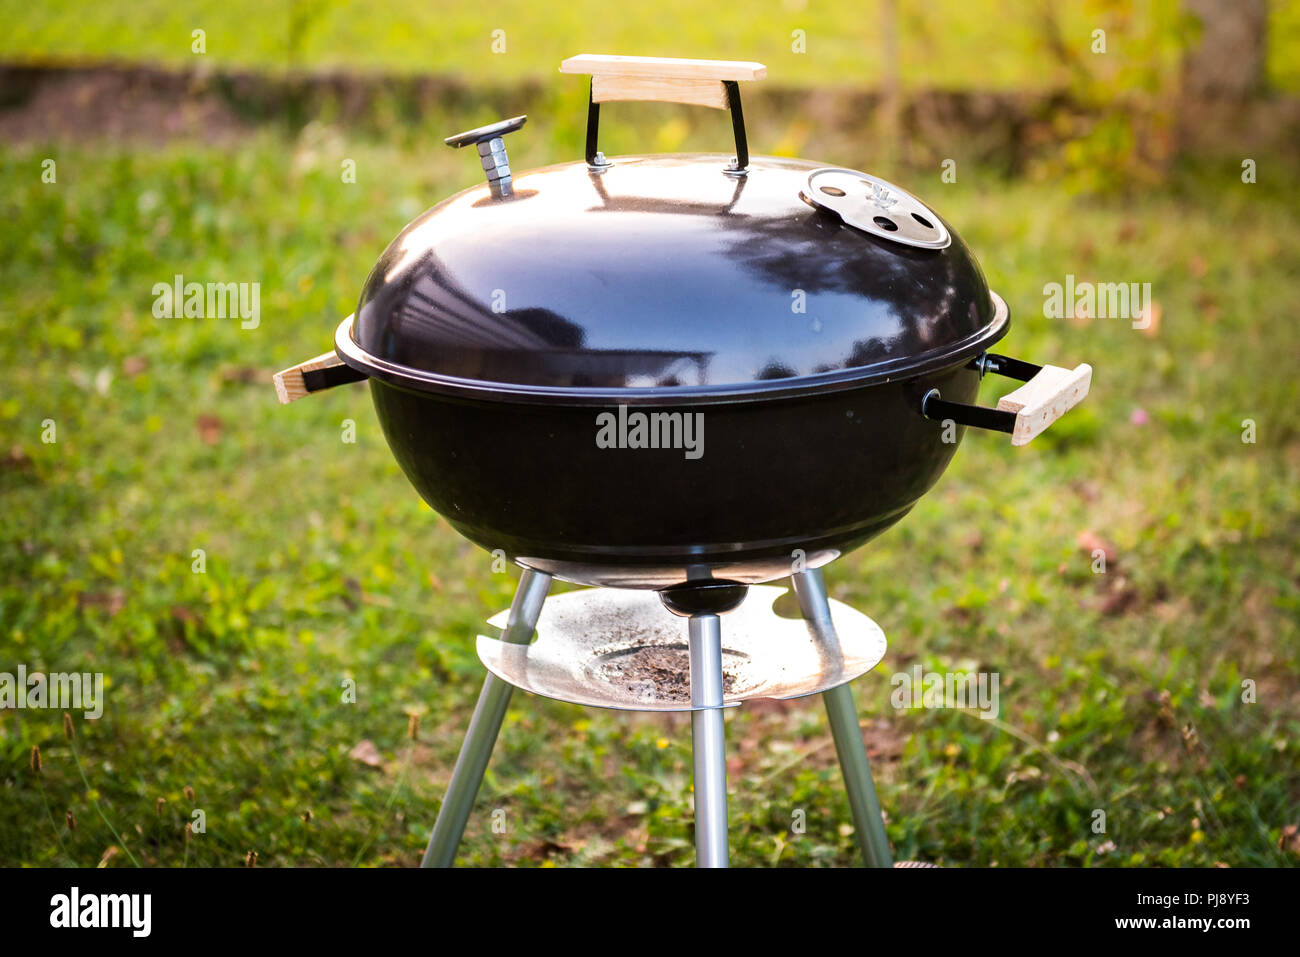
[920,353,1043,435]
[976,352,1040,383]
[659,580,749,617]
[301,361,367,394]
[723,81,749,173]
[584,79,749,174]
[584,88,605,168]
[921,391,1016,434]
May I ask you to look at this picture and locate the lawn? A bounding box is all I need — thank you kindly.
[1,108,1298,866]
[3,0,1300,92]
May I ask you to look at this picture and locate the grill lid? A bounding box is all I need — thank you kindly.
[343,154,1006,403]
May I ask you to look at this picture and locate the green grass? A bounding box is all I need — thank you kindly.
[1,115,1298,867]
[3,0,1300,92]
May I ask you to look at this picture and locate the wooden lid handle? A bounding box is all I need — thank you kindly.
[560,54,765,111]
[562,54,765,171]
[559,55,766,82]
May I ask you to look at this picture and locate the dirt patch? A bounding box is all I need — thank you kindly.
[859,718,909,763]
[0,64,250,144]
[0,61,536,146]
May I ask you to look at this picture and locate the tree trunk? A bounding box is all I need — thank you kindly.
[1183,0,1268,100]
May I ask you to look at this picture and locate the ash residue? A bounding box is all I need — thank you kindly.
[598,644,737,703]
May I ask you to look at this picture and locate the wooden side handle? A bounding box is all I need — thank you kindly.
[561,54,765,110]
[996,363,1092,446]
[273,327,367,404]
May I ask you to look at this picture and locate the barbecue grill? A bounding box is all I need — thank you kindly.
[275,54,1093,867]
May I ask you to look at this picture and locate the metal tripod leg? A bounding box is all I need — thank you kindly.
[689,613,729,867]
[791,568,894,868]
[421,568,551,868]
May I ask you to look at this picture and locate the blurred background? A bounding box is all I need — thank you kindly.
[2,1,1297,867]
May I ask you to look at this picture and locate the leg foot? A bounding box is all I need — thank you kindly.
[689,612,729,868]
[792,568,894,868]
[822,682,893,868]
[421,569,550,868]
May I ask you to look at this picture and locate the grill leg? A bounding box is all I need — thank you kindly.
[688,613,729,868]
[791,568,894,868]
[421,568,551,868]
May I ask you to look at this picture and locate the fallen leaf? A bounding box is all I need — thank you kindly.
[1100,582,1139,617]
[1279,824,1300,855]
[1196,291,1219,323]
[166,606,204,653]
[3,445,32,470]
[341,576,362,611]
[78,591,125,616]
[349,739,383,767]
[169,605,200,626]
[1138,299,1162,337]
[1072,480,1101,503]
[196,414,222,445]
[219,366,270,385]
[517,838,573,861]
[1077,530,1117,565]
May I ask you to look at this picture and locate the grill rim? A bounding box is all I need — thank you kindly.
[334,291,1010,407]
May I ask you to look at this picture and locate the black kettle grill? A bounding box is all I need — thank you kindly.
[275,54,1093,868]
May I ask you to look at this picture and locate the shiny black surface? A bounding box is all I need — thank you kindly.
[367,360,980,588]
[350,155,1002,403]
[659,581,751,617]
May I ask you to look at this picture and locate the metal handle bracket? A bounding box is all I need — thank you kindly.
[922,353,1093,446]
[560,54,763,174]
